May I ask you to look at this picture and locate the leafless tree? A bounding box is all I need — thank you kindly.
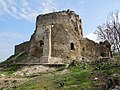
[96,11,120,54]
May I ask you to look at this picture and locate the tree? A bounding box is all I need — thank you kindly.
[96,11,120,54]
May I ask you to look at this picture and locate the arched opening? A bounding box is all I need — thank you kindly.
[70,43,75,50]
[101,53,104,57]
[39,40,44,57]
[83,47,85,51]
[81,32,83,36]
[75,27,77,30]
[39,40,44,47]
[79,25,82,30]
[80,19,82,23]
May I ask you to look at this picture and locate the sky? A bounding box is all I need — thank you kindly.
[0,0,120,61]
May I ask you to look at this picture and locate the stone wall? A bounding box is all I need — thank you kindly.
[81,38,111,58]
[51,24,81,60]
[36,10,83,40]
[99,41,111,57]
[15,41,30,55]
[26,24,53,63]
[26,10,83,63]
[81,38,100,58]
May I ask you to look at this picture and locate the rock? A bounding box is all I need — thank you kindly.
[13,65,56,76]
[0,74,5,77]
[60,82,64,87]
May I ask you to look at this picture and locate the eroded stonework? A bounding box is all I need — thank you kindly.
[15,10,111,64]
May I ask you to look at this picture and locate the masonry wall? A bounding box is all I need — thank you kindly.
[32,10,83,63]
[36,10,83,40]
[15,41,30,54]
[99,41,111,57]
[80,38,111,58]
[81,38,100,58]
[26,30,45,63]
[51,24,81,61]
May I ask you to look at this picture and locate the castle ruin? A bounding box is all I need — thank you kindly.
[15,10,111,64]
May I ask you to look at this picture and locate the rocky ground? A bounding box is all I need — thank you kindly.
[0,77,26,90]
[13,65,56,76]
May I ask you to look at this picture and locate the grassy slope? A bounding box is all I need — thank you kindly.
[0,54,120,90]
[12,58,120,90]
[0,52,26,66]
[0,52,26,76]
[13,66,92,90]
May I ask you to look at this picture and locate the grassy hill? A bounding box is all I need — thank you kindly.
[0,52,26,66]
[12,58,120,90]
[0,55,120,90]
[0,52,26,76]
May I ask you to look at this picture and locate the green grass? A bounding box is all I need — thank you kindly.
[64,66,92,90]
[115,54,120,60]
[113,52,120,60]
[0,64,21,76]
[0,52,26,76]
[104,67,120,75]
[8,59,120,90]
[0,51,26,67]
[12,74,57,90]
[10,65,93,90]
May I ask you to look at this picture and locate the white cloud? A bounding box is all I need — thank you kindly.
[41,0,57,14]
[0,0,57,22]
[21,0,29,7]
[0,31,26,40]
[0,0,19,18]
[85,32,99,43]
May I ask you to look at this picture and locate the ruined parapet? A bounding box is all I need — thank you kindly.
[81,38,100,58]
[99,40,112,57]
[15,41,30,55]
[80,38,111,58]
[36,10,83,39]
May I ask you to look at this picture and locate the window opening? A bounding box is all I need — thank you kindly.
[83,47,85,51]
[75,27,77,30]
[70,43,75,50]
[101,53,104,57]
[39,40,44,47]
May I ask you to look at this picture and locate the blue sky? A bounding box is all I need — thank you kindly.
[0,0,120,61]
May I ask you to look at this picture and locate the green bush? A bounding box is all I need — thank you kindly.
[115,55,120,60]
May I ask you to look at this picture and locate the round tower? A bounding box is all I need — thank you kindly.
[36,9,83,39]
[28,10,83,63]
